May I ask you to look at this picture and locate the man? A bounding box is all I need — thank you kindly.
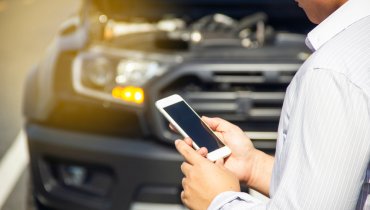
[175,0,370,209]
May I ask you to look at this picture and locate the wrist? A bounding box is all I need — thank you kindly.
[242,148,261,185]
[244,149,273,196]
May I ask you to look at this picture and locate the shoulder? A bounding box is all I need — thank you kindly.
[287,64,368,111]
[294,18,370,97]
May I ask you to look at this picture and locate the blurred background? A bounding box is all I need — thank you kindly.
[0,0,80,209]
[0,0,312,209]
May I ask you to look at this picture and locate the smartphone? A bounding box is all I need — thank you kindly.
[155,94,231,161]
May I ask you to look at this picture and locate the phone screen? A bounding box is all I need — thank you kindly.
[164,101,224,152]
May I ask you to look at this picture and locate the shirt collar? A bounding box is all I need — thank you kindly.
[306,0,370,51]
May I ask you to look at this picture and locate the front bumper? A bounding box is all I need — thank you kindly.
[26,123,185,210]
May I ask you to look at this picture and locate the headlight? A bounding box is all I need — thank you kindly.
[83,57,114,87]
[72,47,171,107]
[116,60,159,86]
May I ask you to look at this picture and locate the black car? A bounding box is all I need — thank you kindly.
[23,0,312,209]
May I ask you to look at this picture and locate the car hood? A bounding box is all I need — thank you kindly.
[90,0,313,33]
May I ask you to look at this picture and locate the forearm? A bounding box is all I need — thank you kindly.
[245,149,274,197]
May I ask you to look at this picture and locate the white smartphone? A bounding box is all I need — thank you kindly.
[155,94,231,161]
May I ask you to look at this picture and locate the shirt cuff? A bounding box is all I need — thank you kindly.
[208,191,263,210]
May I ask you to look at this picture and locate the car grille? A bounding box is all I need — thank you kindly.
[150,62,300,150]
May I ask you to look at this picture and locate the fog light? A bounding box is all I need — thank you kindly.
[60,165,87,187]
[57,163,114,197]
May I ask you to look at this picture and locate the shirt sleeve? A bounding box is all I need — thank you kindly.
[208,68,370,210]
[269,68,369,209]
[208,191,265,210]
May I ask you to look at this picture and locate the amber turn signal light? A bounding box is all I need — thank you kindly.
[112,86,144,105]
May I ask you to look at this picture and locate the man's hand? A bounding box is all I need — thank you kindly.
[175,140,240,210]
[200,116,256,184]
[170,117,255,183]
[178,117,274,196]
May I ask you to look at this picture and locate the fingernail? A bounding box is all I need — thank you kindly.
[175,140,180,145]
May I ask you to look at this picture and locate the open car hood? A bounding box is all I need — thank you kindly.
[90,0,313,33]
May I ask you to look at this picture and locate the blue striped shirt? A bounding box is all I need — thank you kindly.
[208,0,370,209]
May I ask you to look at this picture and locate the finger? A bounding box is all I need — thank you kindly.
[214,132,225,142]
[184,138,208,157]
[175,140,203,164]
[215,157,225,166]
[169,123,179,133]
[184,137,193,147]
[181,178,186,189]
[201,116,237,133]
[202,116,245,146]
[181,189,191,209]
[197,147,208,157]
[180,190,186,204]
[180,162,192,176]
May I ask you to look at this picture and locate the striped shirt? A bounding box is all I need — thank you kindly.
[208,0,370,209]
